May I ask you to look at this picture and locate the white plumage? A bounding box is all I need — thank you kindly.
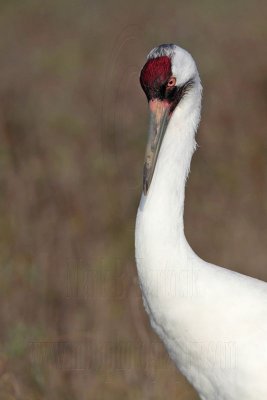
[135,44,267,400]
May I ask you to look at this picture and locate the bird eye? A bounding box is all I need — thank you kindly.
[167,77,176,87]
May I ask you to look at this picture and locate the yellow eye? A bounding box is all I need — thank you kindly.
[167,77,176,87]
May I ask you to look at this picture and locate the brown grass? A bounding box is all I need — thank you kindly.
[0,0,266,398]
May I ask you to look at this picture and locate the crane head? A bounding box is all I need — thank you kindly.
[140,44,198,195]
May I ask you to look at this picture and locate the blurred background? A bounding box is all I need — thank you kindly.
[0,0,266,399]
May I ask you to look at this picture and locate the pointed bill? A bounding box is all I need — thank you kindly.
[143,100,170,195]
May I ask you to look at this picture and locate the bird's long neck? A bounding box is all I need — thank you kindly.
[136,80,202,262]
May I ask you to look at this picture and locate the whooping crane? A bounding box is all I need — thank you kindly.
[135,44,267,400]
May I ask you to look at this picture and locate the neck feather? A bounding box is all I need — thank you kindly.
[136,79,202,256]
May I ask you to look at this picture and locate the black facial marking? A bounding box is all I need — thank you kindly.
[166,78,195,112]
